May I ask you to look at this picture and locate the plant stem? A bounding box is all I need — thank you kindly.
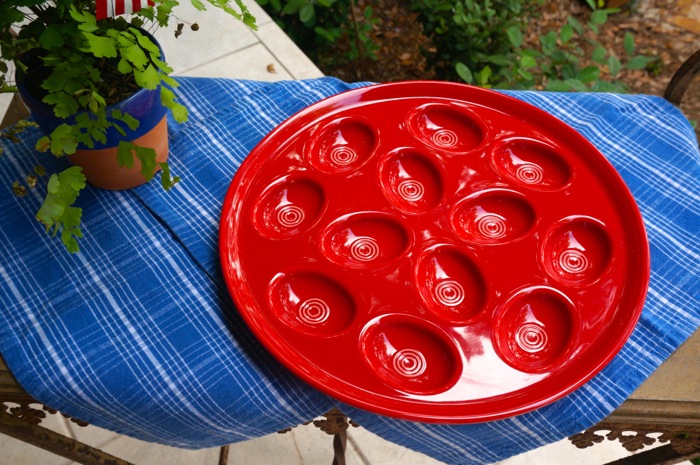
[349,0,364,79]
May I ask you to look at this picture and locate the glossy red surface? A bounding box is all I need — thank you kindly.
[219,81,650,423]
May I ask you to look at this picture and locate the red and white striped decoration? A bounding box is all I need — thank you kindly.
[96,0,155,20]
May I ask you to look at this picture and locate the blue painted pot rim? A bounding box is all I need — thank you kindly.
[16,28,168,150]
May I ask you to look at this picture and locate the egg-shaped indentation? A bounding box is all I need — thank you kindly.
[307,117,378,174]
[494,287,577,373]
[407,103,485,153]
[378,149,444,214]
[451,189,536,244]
[360,315,462,394]
[415,246,487,323]
[253,177,325,239]
[493,139,572,190]
[321,214,410,269]
[268,273,356,336]
[541,217,613,286]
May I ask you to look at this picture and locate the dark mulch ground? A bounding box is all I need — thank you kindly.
[321,0,700,137]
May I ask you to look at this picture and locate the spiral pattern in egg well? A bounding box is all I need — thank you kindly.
[253,176,325,239]
[492,138,573,190]
[450,189,537,245]
[378,149,444,214]
[320,213,411,269]
[307,117,378,174]
[406,103,487,153]
[360,315,463,395]
[414,245,487,324]
[541,216,613,287]
[268,272,356,337]
[493,287,578,373]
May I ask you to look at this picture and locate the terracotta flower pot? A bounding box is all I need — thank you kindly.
[61,110,168,191]
[15,31,169,190]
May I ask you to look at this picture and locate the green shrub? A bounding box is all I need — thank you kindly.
[412,0,659,92]
[410,0,542,83]
[256,0,378,71]
[501,3,659,92]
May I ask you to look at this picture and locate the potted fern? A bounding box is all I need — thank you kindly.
[0,0,256,252]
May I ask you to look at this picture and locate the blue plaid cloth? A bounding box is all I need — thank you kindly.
[1,77,698,464]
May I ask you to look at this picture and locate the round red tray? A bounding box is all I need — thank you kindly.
[219,81,650,423]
